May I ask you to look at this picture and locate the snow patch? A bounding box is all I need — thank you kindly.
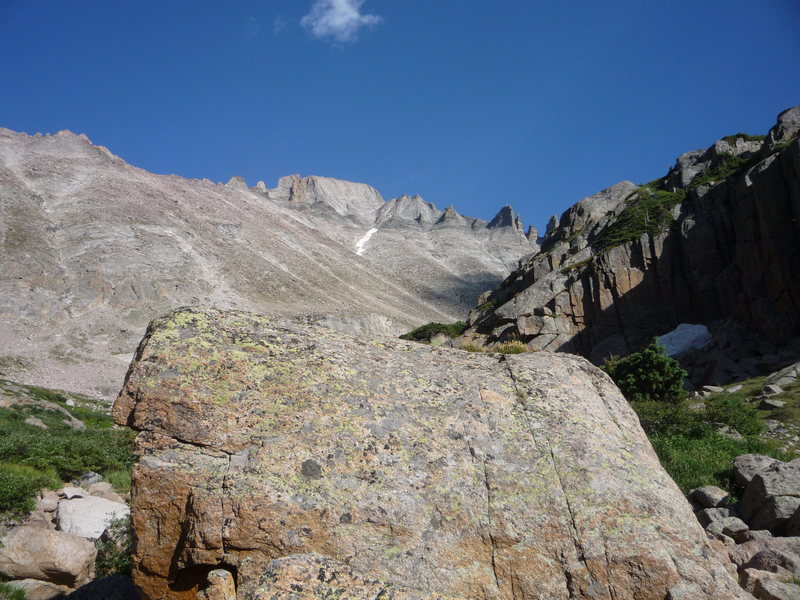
[355,227,378,256]
[657,323,712,356]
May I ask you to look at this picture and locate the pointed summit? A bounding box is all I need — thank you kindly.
[488,206,516,229]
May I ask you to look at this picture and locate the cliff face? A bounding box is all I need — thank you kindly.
[0,128,534,397]
[465,107,800,369]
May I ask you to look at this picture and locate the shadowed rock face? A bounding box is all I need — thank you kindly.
[114,307,747,600]
[0,128,533,398]
[465,107,800,363]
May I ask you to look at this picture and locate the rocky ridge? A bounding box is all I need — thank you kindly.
[0,128,535,398]
[114,307,747,600]
[462,106,800,381]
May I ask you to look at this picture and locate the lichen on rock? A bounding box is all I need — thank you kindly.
[114,307,749,599]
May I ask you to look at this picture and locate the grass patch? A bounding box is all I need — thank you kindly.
[104,468,132,494]
[399,321,469,343]
[650,432,787,493]
[477,299,498,312]
[594,186,686,251]
[630,398,785,492]
[0,582,27,600]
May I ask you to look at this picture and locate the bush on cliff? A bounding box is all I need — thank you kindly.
[400,321,468,342]
[602,339,687,403]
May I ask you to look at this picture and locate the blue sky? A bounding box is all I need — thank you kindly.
[2,1,799,231]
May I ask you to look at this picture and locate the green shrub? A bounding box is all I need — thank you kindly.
[399,321,469,342]
[94,515,132,577]
[0,463,61,515]
[630,401,711,438]
[595,186,686,251]
[0,418,135,514]
[689,152,757,189]
[602,339,687,403]
[0,424,135,483]
[721,133,765,144]
[704,395,765,436]
[494,341,529,354]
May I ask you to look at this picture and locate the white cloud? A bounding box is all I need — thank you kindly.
[301,0,382,43]
[243,16,261,39]
[273,15,287,35]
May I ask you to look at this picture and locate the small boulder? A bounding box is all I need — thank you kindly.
[741,462,800,530]
[722,519,752,544]
[707,517,749,542]
[0,526,96,587]
[743,549,800,578]
[24,416,48,429]
[752,577,800,600]
[692,485,730,508]
[198,569,237,600]
[87,482,114,495]
[762,384,784,397]
[760,399,787,410]
[696,507,730,528]
[57,496,129,539]
[734,454,781,488]
[5,578,71,600]
[37,491,60,513]
[750,496,800,534]
[76,472,103,487]
[785,507,800,537]
[61,486,86,500]
[702,385,725,394]
[739,568,785,594]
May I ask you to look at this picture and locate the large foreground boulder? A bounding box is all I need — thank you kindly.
[113,308,748,600]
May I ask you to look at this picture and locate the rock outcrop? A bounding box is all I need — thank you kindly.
[463,107,800,374]
[0,128,533,398]
[114,307,747,600]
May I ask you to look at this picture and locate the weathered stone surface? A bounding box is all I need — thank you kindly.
[753,577,800,600]
[741,461,800,532]
[760,399,787,410]
[692,485,730,508]
[695,507,730,528]
[0,526,96,587]
[197,569,236,600]
[5,578,71,600]
[707,517,749,541]
[57,496,130,539]
[740,569,785,594]
[743,549,800,577]
[246,554,462,600]
[735,455,781,488]
[114,307,747,600]
[729,538,800,571]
